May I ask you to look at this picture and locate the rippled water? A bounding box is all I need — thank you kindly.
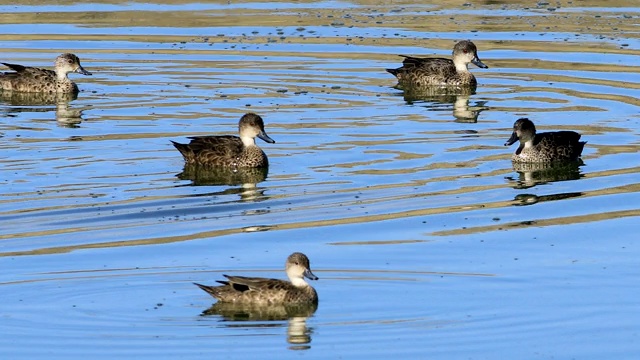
[1,1,639,358]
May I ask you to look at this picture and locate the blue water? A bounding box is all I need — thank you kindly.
[1,1,639,359]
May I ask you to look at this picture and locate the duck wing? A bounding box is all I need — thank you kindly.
[224,275,293,292]
[185,135,243,156]
[535,131,582,146]
[2,63,55,77]
[400,56,456,76]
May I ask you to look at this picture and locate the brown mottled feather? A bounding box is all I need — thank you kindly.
[506,118,586,163]
[388,56,477,87]
[194,276,317,305]
[171,113,274,168]
[194,252,318,305]
[171,136,268,167]
[0,53,91,93]
[387,40,487,88]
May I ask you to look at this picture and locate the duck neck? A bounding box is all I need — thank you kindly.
[56,71,70,82]
[453,59,469,72]
[290,277,309,288]
[240,135,256,147]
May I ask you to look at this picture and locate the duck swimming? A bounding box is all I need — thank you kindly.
[387,40,488,88]
[194,252,319,305]
[0,53,91,93]
[171,112,275,168]
[505,118,586,163]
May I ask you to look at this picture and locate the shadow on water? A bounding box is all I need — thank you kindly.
[393,85,488,123]
[201,302,317,349]
[508,160,585,189]
[0,91,84,127]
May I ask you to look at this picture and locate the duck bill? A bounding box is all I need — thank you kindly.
[257,131,275,144]
[75,65,92,76]
[505,131,518,146]
[472,56,488,69]
[304,268,319,281]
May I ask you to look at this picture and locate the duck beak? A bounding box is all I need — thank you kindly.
[303,268,319,281]
[505,131,518,146]
[75,65,92,76]
[257,131,275,144]
[472,55,488,69]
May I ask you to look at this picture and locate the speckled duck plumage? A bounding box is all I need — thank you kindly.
[171,112,275,168]
[194,252,319,305]
[0,53,91,93]
[387,40,488,88]
[505,118,586,163]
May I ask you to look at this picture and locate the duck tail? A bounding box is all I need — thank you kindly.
[193,282,221,299]
[386,68,400,77]
[577,141,587,156]
[170,140,192,159]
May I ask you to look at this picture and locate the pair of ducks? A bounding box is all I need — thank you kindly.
[0,41,484,93]
[1,44,585,170]
[386,40,586,162]
[0,53,276,167]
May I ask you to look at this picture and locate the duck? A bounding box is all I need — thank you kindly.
[194,252,319,305]
[387,40,488,88]
[505,118,586,163]
[171,112,275,168]
[0,53,91,93]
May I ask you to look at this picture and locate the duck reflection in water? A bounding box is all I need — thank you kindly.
[509,160,585,189]
[201,302,317,349]
[0,91,84,127]
[175,165,269,202]
[396,86,488,123]
[176,164,268,186]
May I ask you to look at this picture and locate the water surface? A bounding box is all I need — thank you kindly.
[1,1,639,359]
